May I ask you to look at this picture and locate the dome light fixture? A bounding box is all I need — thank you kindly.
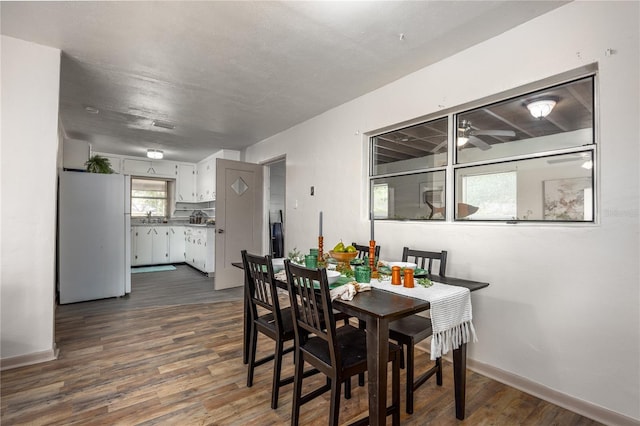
[526,99,556,119]
[147,149,163,160]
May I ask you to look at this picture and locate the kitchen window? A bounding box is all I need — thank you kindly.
[131,178,169,218]
[369,69,596,223]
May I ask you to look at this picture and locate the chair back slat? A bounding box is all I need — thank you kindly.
[352,242,381,260]
[402,247,448,276]
[242,250,282,329]
[284,260,340,368]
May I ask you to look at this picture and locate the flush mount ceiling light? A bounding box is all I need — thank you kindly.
[147,149,163,160]
[526,99,556,119]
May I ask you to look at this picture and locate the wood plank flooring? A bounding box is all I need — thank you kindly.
[1,265,602,425]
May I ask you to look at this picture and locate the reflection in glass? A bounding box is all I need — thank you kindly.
[372,117,448,176]
[456,76,594,164]
[455,151,594,221]
[372,171,446,220]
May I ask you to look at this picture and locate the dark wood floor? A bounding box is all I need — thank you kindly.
[1,265,602,425]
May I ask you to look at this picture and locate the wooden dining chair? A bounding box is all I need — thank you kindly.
[388,247,447,414]
[241,250,298,409]
[351,242,380,261]
[284,260,401,426]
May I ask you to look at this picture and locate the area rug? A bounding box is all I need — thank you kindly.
[131,265,177,274]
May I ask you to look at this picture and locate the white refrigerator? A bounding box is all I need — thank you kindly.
[58,171,131,304]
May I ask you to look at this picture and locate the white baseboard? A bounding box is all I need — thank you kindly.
[415,342,639,426]
[1,344,59,371]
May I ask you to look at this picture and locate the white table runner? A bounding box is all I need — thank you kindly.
[369,279,477,360]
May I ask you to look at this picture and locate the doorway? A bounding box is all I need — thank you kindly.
[266,158,286,258]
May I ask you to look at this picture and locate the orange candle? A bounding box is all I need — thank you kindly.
[404,268,414,288]
[391,266,402,285]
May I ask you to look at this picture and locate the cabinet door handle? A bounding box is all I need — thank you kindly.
[147,229,152,235]
[217,229,224,234]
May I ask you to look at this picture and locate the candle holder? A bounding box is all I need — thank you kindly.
[369,240,379,279]
[318,236,324,263]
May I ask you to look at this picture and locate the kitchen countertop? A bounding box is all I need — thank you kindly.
[131,222,215,227]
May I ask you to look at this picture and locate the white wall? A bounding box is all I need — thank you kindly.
[245,2,639,423]
[1,36,61,364]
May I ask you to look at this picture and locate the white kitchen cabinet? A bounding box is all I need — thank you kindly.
[132,226,169,266]
[123,159,176,177]
[196,158,216,201]
[132,226,153,266]
[195,150,240,202]
[152,227,170,263]
[176,164,196,202]
[103,154,122,174]
[185,226,215,275]
[94,152,122,174]
[169,226,186,263]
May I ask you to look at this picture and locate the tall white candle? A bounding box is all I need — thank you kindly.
[319,211,323,237]
[370,211,375,241]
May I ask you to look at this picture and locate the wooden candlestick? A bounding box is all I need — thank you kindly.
[318,236,324,263]
[369,240,379,278]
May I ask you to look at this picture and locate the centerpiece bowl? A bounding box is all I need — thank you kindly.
[328,250,358,273]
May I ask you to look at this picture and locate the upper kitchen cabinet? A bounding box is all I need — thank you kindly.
[196,157,215,201]
[176,163,196,202]
[123,158,175,177]
[196,150,240,202]
[101,154,122,174]
[63,139,91,171]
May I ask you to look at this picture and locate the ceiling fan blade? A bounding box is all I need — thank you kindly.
[546,156,583,164]
[432,139,447,152]
[468,136,491,151]
[471,129,516,137]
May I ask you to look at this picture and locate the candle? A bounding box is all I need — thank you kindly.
[319,211,323,237]
[370,211,374,241]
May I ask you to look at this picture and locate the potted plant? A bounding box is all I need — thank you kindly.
[85,155,114,174]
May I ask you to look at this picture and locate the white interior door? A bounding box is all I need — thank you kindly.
[214,159,264,289]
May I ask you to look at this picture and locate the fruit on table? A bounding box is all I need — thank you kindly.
[333,241,345,252]
[345,245,356,253]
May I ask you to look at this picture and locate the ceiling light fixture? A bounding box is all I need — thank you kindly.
[526,99,556,119]
[457,123,470,146]
[147,149,163,160]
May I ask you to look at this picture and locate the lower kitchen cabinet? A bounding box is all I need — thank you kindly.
[132,226,169,266]
[169,226,186,263]
[185,227,215,275]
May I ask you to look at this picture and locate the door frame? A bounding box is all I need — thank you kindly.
[261,156,286,258]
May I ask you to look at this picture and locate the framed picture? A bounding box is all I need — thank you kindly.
[543,177,592,220]
[419,183,442,207]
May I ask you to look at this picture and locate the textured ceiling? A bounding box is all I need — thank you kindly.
[1,1,568,163]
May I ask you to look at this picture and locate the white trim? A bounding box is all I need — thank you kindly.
[415,342,639,426]
[1,345,59,371]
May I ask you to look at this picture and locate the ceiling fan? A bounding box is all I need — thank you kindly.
[457,119,516,151]
[546,153,592,169]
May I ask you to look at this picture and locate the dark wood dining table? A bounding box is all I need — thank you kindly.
[233,262,489,425]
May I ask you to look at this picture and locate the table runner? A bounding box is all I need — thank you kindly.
[369,279,477,360]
